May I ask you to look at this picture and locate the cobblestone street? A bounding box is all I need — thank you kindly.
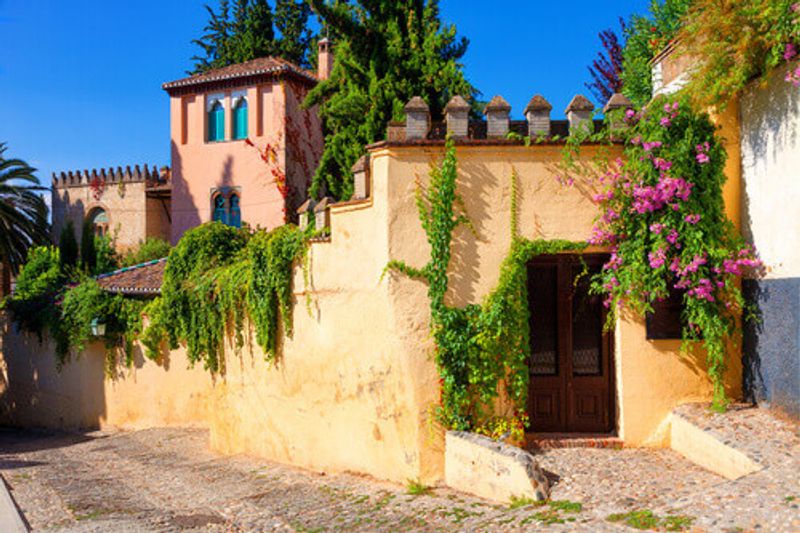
[0,406,798,532]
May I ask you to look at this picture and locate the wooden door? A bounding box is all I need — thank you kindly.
[527,254,614,433]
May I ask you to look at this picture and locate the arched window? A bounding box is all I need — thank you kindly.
[232,98,248,140]
[87,208,109,237]
[208,100,225,142]
[212,194,227,224]
[229,193,241,228]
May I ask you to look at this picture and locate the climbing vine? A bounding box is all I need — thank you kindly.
[387,140,585,440]
[563,94,761,410]
[141,222,308,372]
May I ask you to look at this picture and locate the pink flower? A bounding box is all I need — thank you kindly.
[650,223,665,234]
[685,214,701,224]
[653,158,672,171]
[696,153,710,164]
[648,247,667,269]
[667,229,680,245]
[642,141,662,152]
[688,278,715,302]
[785,43,798,60]
[605,252,623,271]
[660,116,672,128]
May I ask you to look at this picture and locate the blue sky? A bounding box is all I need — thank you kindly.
[0,0,650,187]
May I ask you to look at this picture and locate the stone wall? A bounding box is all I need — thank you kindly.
[740,63,800,418]
[52,170,167,252]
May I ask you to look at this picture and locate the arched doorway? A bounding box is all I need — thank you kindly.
[86,207,109,237]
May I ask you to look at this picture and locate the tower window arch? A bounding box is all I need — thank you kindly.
[211,189,241,228]
[232,97,248,140]
[208,99,225,142]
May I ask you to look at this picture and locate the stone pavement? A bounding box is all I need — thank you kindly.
[0,405,797,532]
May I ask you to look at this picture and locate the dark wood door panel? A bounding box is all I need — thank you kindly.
[528,253,614,434]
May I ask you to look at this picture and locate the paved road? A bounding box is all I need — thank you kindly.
[0,411,797,531]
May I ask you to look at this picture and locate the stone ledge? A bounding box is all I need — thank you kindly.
[669,411,762,480]
[445,431,550,504]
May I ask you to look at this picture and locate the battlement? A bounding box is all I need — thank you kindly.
[52,165,170,188]
[383,93,632,145]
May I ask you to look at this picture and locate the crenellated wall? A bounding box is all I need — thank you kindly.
[51,165,171,252]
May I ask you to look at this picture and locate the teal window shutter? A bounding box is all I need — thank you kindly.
[229,194,241,228]
[233,99,248,140]
[208,101,224,142]
[212,194,227,224]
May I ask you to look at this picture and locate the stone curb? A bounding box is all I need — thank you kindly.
[0,475,28,532]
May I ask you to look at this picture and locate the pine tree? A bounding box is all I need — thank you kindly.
[274,0,313,68]
[586,20,625,104]
[191,0,315,74]
[305,0,477,200]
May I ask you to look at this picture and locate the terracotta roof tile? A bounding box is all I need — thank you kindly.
[96,259,167,296]
[162,56,317,92]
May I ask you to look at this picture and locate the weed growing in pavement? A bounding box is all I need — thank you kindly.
[406,478,432,496]
[608,509,695,531]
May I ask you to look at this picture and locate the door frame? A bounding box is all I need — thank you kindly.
[526,253,617,435]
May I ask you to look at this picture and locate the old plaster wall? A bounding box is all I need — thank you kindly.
[740,63,800,418]
[0,323,213,430]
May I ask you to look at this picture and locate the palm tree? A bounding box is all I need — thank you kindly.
[0,143,50,290]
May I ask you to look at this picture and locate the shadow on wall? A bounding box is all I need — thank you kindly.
[447,160,493,306]
[743,279,800,418]
[170,140,200,244]
[0,318,107,430]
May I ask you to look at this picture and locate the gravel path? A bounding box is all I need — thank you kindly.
[0,406,797,532]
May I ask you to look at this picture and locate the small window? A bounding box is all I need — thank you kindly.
[208,101,225,142]
[232,98,248,140]
[646,287,686,340]
[229,193,241,228]
[212,194,228,224]
[211,190,241,227]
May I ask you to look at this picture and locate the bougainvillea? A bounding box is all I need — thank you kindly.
[580,94,761,409]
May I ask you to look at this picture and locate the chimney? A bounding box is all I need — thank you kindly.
[484,96,511,138]
[317,37,333,81]
[525,95,552,137]
[565,94,595,135]
[404,97,430,140]
[444,95,470,139]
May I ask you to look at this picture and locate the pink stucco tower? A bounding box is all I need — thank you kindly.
[162,47,328,243]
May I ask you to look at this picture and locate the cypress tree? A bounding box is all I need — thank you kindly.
[305,0,478,200]
[59,221,78,270]
[80,221,96,273]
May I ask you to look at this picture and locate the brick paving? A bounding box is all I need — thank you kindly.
[0,405,797,532]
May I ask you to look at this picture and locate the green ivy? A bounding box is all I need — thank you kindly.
[141,222,308,372]
[388,139,585,435]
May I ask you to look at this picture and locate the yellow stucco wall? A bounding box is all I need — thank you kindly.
[0,321,213,430]
[1,136,745,484]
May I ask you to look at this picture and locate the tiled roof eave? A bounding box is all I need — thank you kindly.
[162,65,317,92]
